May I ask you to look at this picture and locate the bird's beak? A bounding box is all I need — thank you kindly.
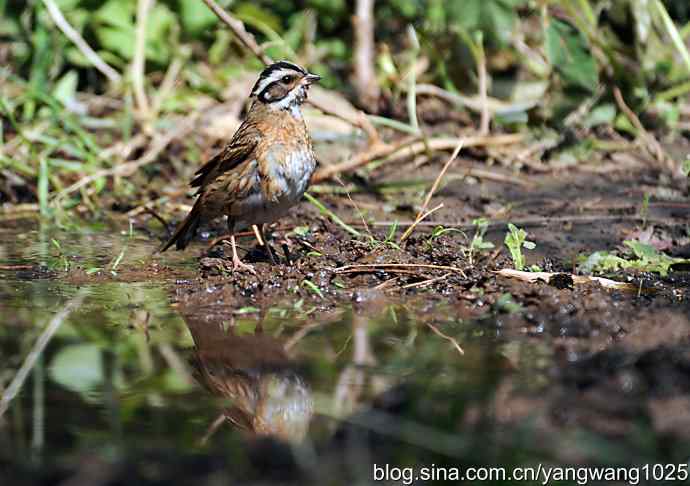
[303,73,321,85]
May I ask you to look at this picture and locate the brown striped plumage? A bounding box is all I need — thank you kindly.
[161,62,320,272]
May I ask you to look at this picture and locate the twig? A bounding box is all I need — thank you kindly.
[152,57,184,117]
[335,263,467,278]
[0,290,87,418]
[312,133,522,183]
[425,322,464,355]
[201,0,271,64]
[362,214,677,232]
[352,0,379,112]
[398,202,444,243]
[612,86,674,172]
[200,0,379,140]
[494,268,638,292]
[200,413,227,445]
[476,40,490,135]
[402,272,451,289]
[133,0,154,116]
[55,113,199,199]
[42,0,121,83]
[412,84,538,115]
[400,140,463,242]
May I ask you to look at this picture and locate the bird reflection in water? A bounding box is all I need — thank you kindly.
[182,314,313,444]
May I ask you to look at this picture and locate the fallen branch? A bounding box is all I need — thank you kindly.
[494,268,637,291]
[42,0,121,83]
[335,263,467,278]
[402,272,451,289]
[312,133,523,183]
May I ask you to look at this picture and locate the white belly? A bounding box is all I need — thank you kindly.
[234,149,315,226]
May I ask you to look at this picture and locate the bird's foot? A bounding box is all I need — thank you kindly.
[231,255,257,275]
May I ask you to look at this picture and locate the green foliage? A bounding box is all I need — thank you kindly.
[50,343,104,396]
[494,292,524,314]
[578,240,689,277]
[545,19,599,92]
[504,223,536,271]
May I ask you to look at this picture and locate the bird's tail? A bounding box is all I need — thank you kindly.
[160,200,202,252]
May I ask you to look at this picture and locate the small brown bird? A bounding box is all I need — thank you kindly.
[161,61,321,273]
[184,314,313,443]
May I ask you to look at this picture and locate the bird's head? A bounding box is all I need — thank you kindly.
[250,61,321,111]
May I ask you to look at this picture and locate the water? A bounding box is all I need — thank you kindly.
[1,219,689,485]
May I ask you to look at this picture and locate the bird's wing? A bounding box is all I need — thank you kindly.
[190,122,261,190]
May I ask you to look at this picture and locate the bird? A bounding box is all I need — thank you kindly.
[160,61,321,273]
[183,313,313,443]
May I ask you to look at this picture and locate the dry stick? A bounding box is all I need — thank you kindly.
[200,0,377,139]
[398,202,444,242]
[494,268,637,292]
[335,263,467,278]
[477,44,490,135]
[312,138,410,183]
[151,57,184,117]
[612,86,673,172]
[133,0,153,116]
[362,214,677,232]
[201,0,271,64]
[425,322,464,355]
[402,272,451,289]
[55,113,199,199]
[42,0,121,83]
[0,290,87,418]
[353,0,380,112]
[312,133,522,183]
[399,140,464,242]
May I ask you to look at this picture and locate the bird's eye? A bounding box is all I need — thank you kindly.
[282,75,292,82]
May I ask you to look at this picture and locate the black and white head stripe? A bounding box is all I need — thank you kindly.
[250,61,307,99]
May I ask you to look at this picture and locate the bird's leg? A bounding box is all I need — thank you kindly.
[258,224,278,264]
[227,219,256,274]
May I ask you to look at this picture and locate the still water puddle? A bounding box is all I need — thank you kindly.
[1,220,687,483]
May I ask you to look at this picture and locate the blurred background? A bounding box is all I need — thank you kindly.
[1,0,689,217]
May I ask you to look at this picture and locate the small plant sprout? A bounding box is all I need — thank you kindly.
[51,238,70,271]
[504,223,536,271]
[640,192,650,228]
[109,220,134,276]
[467,218,495,265]
[302,279,324,299]
[578,239,689,277]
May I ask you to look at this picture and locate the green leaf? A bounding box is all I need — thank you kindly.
[52,70,78,107]
[545,19,599,92]
[504,223,535,271]
[179,0,218,35]
[584,103,616,128]
[50,344,104,394]
[95,0,135,30]
[97,26,136,60]
[235,3,282,34]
